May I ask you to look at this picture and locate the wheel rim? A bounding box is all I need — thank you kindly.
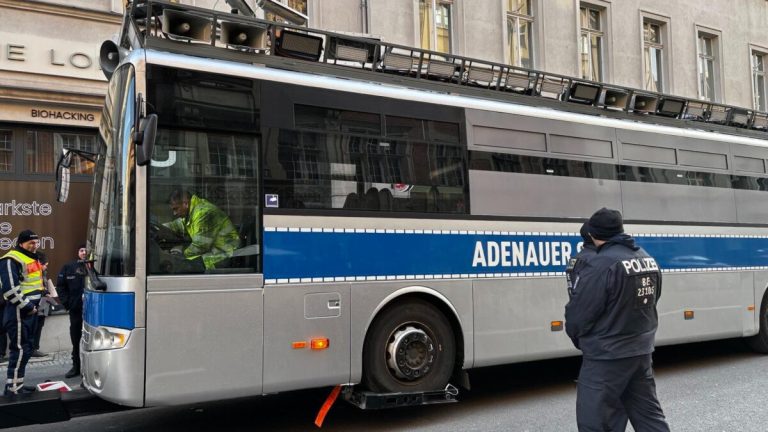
[386,324,436,381]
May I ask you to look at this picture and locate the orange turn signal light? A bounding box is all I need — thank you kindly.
[748,305,755,311]
[550,320,563,331]
[311,338,330,350]
[684,310,694,320]
[292,341,307,349]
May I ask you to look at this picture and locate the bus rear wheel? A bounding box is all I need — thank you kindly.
[363,299,455,393]
[748,290,768,353]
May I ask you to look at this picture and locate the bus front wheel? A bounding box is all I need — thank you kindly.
[362,299,455,393]
[748,290,768,353]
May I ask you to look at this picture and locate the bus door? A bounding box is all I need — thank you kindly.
[143,127,263,404]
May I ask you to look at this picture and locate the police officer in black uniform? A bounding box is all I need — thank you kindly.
[566,222,598,299]
[565,208,669,432]
[57,244,87,379]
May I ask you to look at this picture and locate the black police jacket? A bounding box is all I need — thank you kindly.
[564,233,662,360]
[565,243,597,298]
[57,260,87,311]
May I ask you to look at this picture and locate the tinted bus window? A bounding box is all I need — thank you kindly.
[264,116,467,214]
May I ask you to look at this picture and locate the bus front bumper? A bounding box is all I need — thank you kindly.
[81,326,146,408]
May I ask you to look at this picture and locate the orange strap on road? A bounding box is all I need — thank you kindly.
[314,385,342,428]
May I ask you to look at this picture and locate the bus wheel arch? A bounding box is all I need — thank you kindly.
[362,291,464,393]
[748,285,768,353]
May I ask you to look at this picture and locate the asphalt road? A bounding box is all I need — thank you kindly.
[8,338,768,432]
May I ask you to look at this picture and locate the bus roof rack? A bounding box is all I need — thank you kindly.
[120,0,768,140]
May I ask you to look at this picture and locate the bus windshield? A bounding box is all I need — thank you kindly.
[88,63,136,277]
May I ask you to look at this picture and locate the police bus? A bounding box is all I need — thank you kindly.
[55,0,768,408]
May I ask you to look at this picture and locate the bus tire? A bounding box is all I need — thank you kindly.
[748,290,768,353]
[362,298,455,393]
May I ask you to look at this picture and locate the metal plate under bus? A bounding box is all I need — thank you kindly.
[342,384,459,410]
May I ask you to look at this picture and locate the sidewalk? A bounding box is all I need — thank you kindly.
[1,350,83,390]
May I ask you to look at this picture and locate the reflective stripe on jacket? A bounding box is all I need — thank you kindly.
[3,249,44,295]
[166,194,240,270]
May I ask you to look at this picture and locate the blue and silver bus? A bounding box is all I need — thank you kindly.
[56,0,768,407]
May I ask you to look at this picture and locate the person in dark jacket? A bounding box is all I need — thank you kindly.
[1,229,43,395]
[564,208,669,432]
[565,222,598,301]
[30,253,52,358]
[57,244,87,378]
[566,221,629,431]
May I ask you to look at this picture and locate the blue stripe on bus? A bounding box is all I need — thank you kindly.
[262,230,768,280]
[83,290,135,330]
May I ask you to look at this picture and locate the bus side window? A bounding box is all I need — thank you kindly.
[147,131,260,275]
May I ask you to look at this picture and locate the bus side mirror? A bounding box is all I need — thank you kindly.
[54,148,97,203]
[134,113,158,167]
[55,149,74,203]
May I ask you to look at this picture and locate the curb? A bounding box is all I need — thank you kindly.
[0,350,72,368]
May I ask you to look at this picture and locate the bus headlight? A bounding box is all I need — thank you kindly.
[90,326,131,351]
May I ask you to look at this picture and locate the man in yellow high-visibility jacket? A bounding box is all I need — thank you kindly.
[164,189,240,271]
[1,229,44,396]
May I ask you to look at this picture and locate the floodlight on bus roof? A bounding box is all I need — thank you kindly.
[502,69,534,94]
[683,100,709,121]
[382,48,417,73]
[425,54,458,81]
[729,108,752,128]
[656,97,686,118]
[465,64,496,87]
[536,74,570,100]
[274,29,324,61]
[567,82,601,105]
[327,36,377,66]
[752,112,768,130]
[707,104,730,125]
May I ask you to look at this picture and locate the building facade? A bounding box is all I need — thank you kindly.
[183,0,768,109]
[2,0,767,265]
[317,0,768,109]
[0,0,121,266]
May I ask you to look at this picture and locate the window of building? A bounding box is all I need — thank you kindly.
[696,30,721,101]
[579,5,604,81]
[643,21,664,92]
[265,0,307,23]
[419,0,453,53]
[507,0,534,68]
[752,49,768,111]
[25,131,97,175]
[0,130,12,173]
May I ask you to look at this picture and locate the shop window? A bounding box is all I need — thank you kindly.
[25,131,97,175]
[0,130,12,173]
